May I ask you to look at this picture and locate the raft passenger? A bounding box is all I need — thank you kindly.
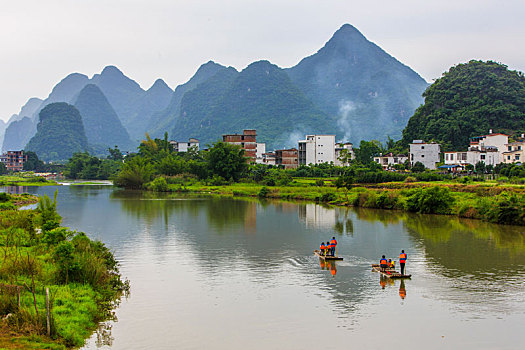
[330,237,337,257]
[380,255,388,272]
[399,250,407,275]
[320,242,326,256]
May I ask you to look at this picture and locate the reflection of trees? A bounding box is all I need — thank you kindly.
[334,207,354,236]
[353,207,406,226]
[403,214,525,276]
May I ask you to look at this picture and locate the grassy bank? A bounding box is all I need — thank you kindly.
[0,174,58,187]
[0,192,127,349]
[160,179,525,226]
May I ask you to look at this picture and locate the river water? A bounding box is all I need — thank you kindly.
[9,185,525,350]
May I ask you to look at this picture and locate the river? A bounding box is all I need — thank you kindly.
[9,185,525,350]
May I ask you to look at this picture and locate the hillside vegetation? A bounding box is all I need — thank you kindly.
[401,60,525,150]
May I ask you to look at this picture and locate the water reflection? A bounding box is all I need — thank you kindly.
[6,186,525,349]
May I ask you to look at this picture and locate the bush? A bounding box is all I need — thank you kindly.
[405,186,454,214]
[148,177,169,192]
[320,193,336,202]
[315,179,324,187]
[258,186,270,198]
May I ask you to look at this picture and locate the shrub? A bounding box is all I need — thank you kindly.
[258,186,269,198]
[320,193,336,202]
[315,179,324,187]
[148,177,169,192]
[405,186,454,214]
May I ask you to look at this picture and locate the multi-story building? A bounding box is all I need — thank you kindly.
[502,141,525,164]
[262,152,276,165]
[169,138,199,152]
[469,131,508,162]
[373,153,408,170]
[256,143,266,164]
[409,140,441,169]
[0,150,27,172]
[275,148,298,169]
[334,142,354,166]
[444,148,500,167]
[298,135,336,165]
[223,129,257,163]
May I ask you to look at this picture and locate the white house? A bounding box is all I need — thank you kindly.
[298,135,336,165]
[256,143,266,164]
[334,142,354,166]
[469,131,508,162]
[409,140,441,169]
[373,153,408,170]
[502,141,525,164]
[170,138,199,152]
[444,149,500,167]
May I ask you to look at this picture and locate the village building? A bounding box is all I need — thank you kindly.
[444,148,500,167]
[502,141,525,164]
[298,134,335,165]
[469,131,508,162]
[275,148,298,169]
[256,143,266,164]
[409,140,441,169]
[169,138,199,152]
[0,150,27,172]
[262,152,276,166]
[373,153,408,170]
[334,142,354,166]
[222,129,257,163]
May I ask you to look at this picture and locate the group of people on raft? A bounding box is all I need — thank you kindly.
[319,237,338,256]
[380,250,407,275]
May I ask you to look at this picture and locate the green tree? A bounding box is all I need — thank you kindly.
[114,157,154,189]
[354,140,382,164]
[411,161,425,173]
[206,141,248,181]
[22,151,46,172]
[0,162,7,175]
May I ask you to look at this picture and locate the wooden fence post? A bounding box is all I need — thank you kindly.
[46,287,50,336]
[17,287,20,310]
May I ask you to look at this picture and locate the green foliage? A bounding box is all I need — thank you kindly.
[114,156,154,189]
[354,140,382,164]
[0,161,7,175]
[25,103,90,161]
[206,141,248,181]
[64,152,122,180]
[147,177,169,192]
[405,186,454,214]
[411,161,425,173]
[23,151,46,172]
[401,60,525,150]
[37,190,61,233]
[258,186,270,198]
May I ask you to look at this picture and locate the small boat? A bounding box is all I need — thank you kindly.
[314,250,343,261]
[371,264,411,279]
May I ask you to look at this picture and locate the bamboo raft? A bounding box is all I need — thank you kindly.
[314,250,343,261]
[371,264,411,279]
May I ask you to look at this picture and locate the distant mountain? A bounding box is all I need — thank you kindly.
[2,117,35,152]
[147,61,225,139]
[400,60,525,151]
[1,97,42,151]
[172,61,333,149]
[26,103,89,161]
[2,73,90,151]
[286,24,428,143]
[0,119,6,152]
[74,84,133,154]
[126,78,173,140]
[91,66,145,133]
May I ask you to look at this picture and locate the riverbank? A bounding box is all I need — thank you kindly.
[0,174,58,187]
[163,180,525,226]
[0,191,127,349]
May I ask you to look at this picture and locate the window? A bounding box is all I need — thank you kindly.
[508,146,512,151]
[421,155,425,158]
[516,155,521,160]
[519,146,522,151]
[421,146,425,149]
[508,156,511,160]
[480,155,486,160]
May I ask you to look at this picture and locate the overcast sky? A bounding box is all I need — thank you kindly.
[1,0,524,121]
